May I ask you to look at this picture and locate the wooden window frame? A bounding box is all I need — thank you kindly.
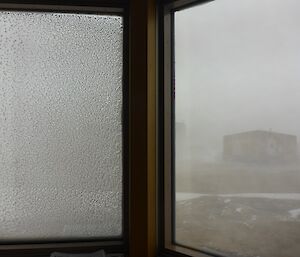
[129,0,157,257]
[0,0,158,256]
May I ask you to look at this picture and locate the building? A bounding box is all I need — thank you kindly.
[175,121,186,157]
[223,130,298,164]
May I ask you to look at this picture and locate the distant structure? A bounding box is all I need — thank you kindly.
[175,122,186,159]
[223,130,298,164]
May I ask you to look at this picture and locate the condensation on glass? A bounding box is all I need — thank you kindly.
[0,11,123,241]
[174,1,300,257]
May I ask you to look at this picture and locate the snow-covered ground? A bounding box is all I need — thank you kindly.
[289,208,300,219]
[176,192,300,201]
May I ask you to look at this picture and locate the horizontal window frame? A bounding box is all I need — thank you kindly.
[162,0,214,11]
[0,0,128,8]
[158,0,229,257]
[0,241,125,257]
[0,3,123,14]
[0,2,129,256]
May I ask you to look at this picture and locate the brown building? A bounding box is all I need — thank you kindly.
[223,130,298,163]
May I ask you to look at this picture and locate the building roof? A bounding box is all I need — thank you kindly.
[224,130,297,139]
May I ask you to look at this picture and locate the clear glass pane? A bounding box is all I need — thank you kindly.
[175,1,300,257]
[0,11,123,241]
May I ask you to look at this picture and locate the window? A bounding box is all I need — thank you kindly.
[0,2,128,256]
[161,0,300,257]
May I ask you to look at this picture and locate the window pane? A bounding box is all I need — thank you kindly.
[175,1,300,257]
[0,11,123,241]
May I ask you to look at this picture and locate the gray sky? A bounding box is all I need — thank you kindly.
[175,0,300,161]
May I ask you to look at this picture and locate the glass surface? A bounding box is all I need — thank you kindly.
[0,11,123,241]
[174,1,300,257]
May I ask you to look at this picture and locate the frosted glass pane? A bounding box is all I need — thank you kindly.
[0,11,123,241]
[175,1,300,257]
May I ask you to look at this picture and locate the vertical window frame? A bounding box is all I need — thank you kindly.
[159,1,224,257]
[0,1,129,256]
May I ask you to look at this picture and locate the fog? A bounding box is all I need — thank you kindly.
[174,2,300,256]
[175,0,300,162]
